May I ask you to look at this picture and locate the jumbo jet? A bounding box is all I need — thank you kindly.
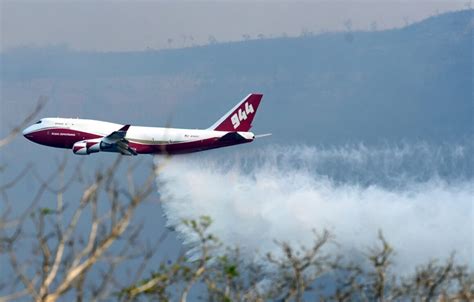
[23,93,269,156]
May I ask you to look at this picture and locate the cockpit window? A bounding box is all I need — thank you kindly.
[35,120,42,124]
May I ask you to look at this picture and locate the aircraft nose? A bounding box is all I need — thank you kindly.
[23,125,33,137]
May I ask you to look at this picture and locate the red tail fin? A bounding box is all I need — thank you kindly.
[209,93,263,132]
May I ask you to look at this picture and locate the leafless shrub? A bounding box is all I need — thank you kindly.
[0,156,165,302]
[266,230,332,301]
[122,224,473,301]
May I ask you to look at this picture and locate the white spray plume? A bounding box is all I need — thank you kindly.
[155,144,473,274]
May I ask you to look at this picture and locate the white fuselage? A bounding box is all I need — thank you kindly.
[23,93,263,155]
[23,117,255,155]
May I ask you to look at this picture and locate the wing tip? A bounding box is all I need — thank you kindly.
[119,124,131,131]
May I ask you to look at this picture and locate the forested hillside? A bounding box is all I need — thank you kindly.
[2,10,472,144]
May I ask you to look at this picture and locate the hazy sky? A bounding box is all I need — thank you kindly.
[1,1,468,52]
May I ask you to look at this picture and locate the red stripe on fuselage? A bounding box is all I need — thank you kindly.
[24,128,251,154]
[24,128,102,149]
[128,137,250,154]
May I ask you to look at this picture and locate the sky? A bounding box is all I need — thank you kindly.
[0,2,472,298]
[0,0,468,52]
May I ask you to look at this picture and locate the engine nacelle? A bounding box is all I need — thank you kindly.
[72,140,101,155]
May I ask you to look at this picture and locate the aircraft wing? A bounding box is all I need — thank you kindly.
[101,125,137,156]
[102,124,130,143]
[115,140,138,156]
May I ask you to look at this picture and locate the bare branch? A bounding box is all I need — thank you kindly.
[0,96,47,148]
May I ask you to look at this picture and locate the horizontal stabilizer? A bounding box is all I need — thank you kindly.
[218,132,247,142]
[255,133,272,138]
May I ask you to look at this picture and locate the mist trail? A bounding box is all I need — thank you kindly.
[155,143,473,273]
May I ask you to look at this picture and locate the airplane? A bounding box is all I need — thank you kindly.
[23,93,270,156]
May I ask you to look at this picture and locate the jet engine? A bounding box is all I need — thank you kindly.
[72,140,101,155]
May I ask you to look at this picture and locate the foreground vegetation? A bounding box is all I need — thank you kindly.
[1,101,472,302]
[1,155,472,301]
[120,216,472,302]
